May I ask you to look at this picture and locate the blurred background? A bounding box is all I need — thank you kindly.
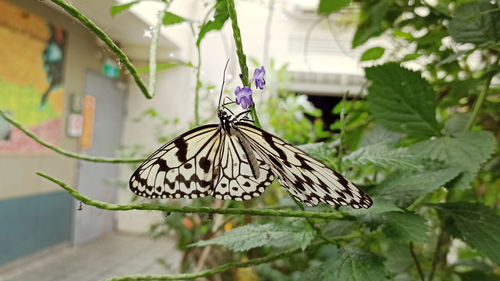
[1,0,499,280]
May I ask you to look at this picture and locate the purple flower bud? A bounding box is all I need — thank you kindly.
[235,86,253,109]
[253,66,265,90]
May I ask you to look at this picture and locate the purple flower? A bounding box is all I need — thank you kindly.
[235,86,253,109]
[253,66,265,90]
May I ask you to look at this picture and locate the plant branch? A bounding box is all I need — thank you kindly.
[148,6,168,98]
[49,0,152,99]
[36,172,344,220]
[428,227,450,281]
[226,0,261,128]
[0,110,144,163]
[409,242,425,281]
[106,242,325,281]
[466,56,500,130]
[194,45,202,125]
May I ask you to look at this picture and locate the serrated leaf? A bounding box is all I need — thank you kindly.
[410,131,496,189]
[371,167,462,206]
[196,0,229,47]
[435,203,500,264]
[365,63,441,137]
[359,124,404,147]
[382,211,428,242]
[344,143,420,170]
[190,223,316,251]
[340,197,403,216]
[319,248,388,281]
[317,0,350,15]
[360,47,385,61]
[110,1,139,17]
[449,0,500,45]
[162,11,185,26]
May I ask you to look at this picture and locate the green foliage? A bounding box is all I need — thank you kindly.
[318,248,388,281]
[190,222,316,251]
[162,11,186,26]
[365,63,441,138]
[196,0,229,47]
[410,131,496,189]
[360,47,385,61]
[110,1,139,17]
[371,167,462,206]
[381,211,428,242]
[344,143,420,170]
[449,0,500,45]
[435,203,500,264]
[317,0,351,15]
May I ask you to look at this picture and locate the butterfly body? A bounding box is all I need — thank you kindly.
[130,108,372,209]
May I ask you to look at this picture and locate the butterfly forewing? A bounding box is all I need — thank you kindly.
[214,132,274,201]
[237,123,372,209]
[130,125,222,199]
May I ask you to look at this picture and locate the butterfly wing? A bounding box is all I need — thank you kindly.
[237,123,372,209]
[129,124,223,199]
[213,131,275,201]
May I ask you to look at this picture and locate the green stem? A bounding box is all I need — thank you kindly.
[194,45,202,126]
[0,110,143,163]
[148,6,168,98]
[226,0,261,128]
[37,172,344,220]
[337,91,349,172]
[409,242,425,281]
[106,242,326,281]
[49,0,152,99]
[466,56,500,130]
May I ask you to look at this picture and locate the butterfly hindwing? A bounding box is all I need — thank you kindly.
[237,123,372,209]
[213,132,275,201]
[129,125,222,199]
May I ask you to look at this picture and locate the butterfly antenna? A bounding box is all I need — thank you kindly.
[218,59,230,111]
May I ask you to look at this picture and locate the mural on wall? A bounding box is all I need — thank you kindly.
[0,0,65,153]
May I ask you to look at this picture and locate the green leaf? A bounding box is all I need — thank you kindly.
[360,47,385,61]
[381,211,428,242]
[459,270,500,281]
[110,1,139,17]
[359,124,404,147]
[443,113,471,137]
[136,61,192,73]
[190,222,316,251]
[435,203,500,264]
[340,197,403,216]
[162,11,185,26]
[344,143,420,170]
[196,0,229,47]
[371,167,462,206]
[410,131,496,189]
[365,63,441,137]
[449,0,500,45]
[319,248,388,281]
[353,0,389,48]
[317,0,351,15]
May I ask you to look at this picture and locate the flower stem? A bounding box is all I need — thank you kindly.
[0,110,143,163]
[49,0,152,99]
[226,0,261,127]
[36,171,345,220]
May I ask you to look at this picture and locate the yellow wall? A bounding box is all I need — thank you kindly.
[0,0,101,200]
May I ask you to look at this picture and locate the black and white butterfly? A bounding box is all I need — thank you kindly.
[129,72,372,209]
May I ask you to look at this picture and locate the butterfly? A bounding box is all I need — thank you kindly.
[129,68,372,209]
